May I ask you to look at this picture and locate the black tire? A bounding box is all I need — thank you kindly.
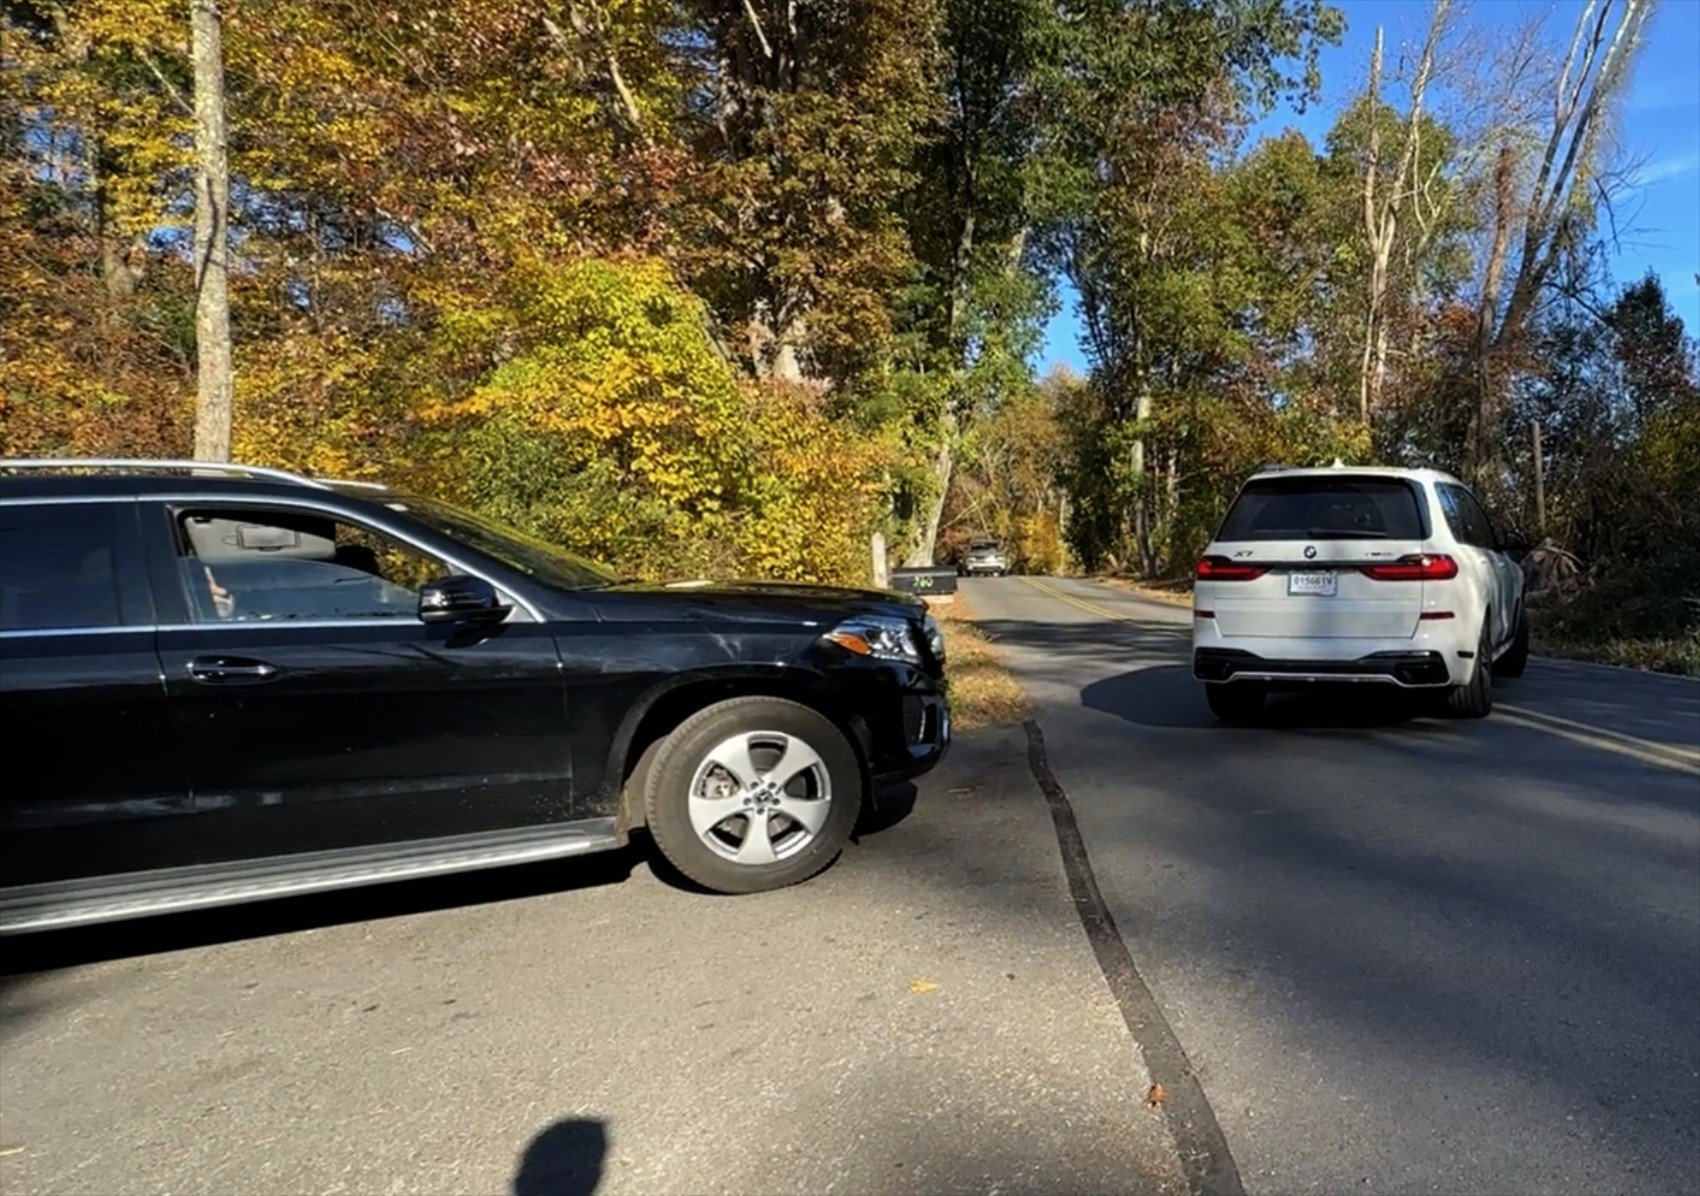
[644,696,862,894]
[1205,683,1265,723]
[1494,607,1529,678]
[1445,621,1494,718]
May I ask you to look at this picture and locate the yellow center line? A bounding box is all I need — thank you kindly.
[1495,703,1700,766]
[1020,575,1142,623]
[1492,711,1700,776]
[1018,576,1700,777]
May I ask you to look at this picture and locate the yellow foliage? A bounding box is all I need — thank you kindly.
[420,256,885,584]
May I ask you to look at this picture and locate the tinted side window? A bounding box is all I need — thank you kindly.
[1217,477,1427,541]
[1457,488,1499,549]
[1434,485,1468,542]
[1438,484,1494,547]
[174,508,451,622]
[0,504,125,631]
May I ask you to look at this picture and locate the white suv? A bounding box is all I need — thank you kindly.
[1192,465,1527,721]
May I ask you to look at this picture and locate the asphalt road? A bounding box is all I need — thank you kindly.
[966,575,1700,1195]
[0,727,1183,1196]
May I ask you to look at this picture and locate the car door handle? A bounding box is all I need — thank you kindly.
[188,656,281,685]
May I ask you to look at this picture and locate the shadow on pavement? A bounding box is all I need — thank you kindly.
[514,1118,607,1196]
[1082,664,1429,729]
[1,847,642,977]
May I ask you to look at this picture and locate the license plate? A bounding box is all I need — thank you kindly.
[1287,571,1337,596]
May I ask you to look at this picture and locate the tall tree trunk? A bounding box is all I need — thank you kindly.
[1469,142,1517,482]
[1470,0,1651,484]
[1130,381,1154,576]
[191,0,233,462]
[907,421,955,566]
[1358,25,1384,423]
[906,206,979,566]
[1359,1,1449,423]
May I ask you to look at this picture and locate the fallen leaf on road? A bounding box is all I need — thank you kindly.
[907,978,939,994]
[1145,1083,1169,1108]
[0,1147,26,1158]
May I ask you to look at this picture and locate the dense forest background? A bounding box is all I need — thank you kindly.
[4,0,1696,665]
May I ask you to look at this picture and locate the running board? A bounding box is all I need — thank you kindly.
[0,818,623,934]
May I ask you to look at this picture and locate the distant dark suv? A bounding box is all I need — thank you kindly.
[0,460,950,932]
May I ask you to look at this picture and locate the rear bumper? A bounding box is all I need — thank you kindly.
[1194,647,1453,688]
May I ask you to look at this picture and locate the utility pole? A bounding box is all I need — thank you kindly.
[1531,419,1546,539]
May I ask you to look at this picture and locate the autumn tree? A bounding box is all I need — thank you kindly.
[1466,0,1654,487]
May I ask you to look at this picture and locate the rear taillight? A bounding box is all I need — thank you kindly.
[1196,556,1267,581]
[1359,554,1458,581]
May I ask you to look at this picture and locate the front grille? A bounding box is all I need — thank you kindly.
[901,696,926,743]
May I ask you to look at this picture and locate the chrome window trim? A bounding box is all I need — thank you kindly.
[0,458,331,489]
[1,615,556,640]
[0,625,153,640]
[0,496,141,507]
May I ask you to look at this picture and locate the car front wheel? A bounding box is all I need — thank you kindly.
[644,696,863,894]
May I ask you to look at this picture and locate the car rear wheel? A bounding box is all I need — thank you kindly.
[1494,607,1529,678]
[1205,683,1265,723]
[644,697,862,894]
[1445,622,1494,718]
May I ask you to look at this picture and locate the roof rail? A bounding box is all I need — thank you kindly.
[0,458,333,490]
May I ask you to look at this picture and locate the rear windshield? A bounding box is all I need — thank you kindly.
[1217,476,1427,541]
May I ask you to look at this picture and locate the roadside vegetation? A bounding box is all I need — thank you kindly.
[1529,554,1700,676]
[934,599,1029,730]
[3,0,1692,663]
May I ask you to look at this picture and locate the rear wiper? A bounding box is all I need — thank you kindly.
[1304,527,1386,538]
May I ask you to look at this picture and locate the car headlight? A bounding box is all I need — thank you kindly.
[822,615,922,664]
[923,614,945,662]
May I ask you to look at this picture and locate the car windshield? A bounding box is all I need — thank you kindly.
[1217,476,1426,541]
[391,496,618,590]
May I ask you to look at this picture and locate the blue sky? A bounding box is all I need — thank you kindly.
[1038,0,1700,374]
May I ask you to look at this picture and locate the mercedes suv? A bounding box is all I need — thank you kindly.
[1192,465,1528,722]
[0,459,950,932]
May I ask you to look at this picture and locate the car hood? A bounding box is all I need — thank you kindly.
[590,578,926,624]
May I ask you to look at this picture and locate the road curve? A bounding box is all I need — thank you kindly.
[965,575,1700,1196]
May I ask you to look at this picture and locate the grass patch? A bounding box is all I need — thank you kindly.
[1096,575,1193,607]
[1530,629,1700,675]
[932,597,1030,729]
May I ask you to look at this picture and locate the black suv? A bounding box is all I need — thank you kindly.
[0,460,949,932]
